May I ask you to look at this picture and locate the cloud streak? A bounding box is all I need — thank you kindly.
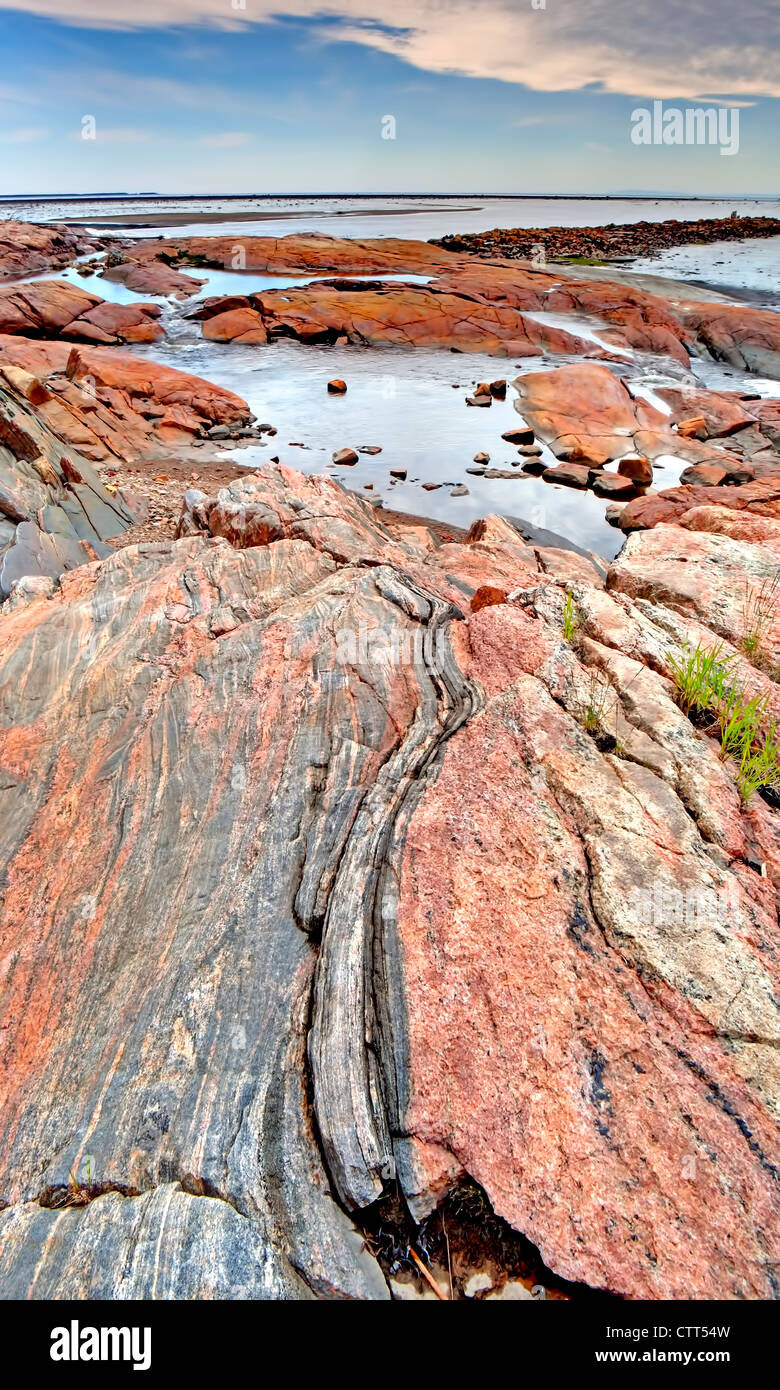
[0,1,777,99]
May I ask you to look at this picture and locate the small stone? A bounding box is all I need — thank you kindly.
[390,469,407,480]
[679,463,729,487]
[591,472,638,498]
[422,482,442,491]
[332,448,359,466]
[490,379,507,398]
[502,428,535,445]
[358,445,382,455]
[450,484,469,497]
[542,462,591,488]
[471,585,508,612]
[474,382,492,397]
[327,379,347,393]
[208,425,229,440]
[466,395,492,407]
[517,443,543,456]
[676,415,708,440]
[618,454,653,486]
[473,452,490,464]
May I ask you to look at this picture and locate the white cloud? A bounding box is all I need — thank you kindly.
[199,131,252,147]
[0,1,777,100]
[0,125,49,142]
[70,126,154,143]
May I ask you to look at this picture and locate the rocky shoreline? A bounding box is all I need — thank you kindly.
[432,212,780,264]
[1,218,779,1302]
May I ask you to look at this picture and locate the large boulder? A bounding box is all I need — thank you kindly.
[0,280,164,344]
[513,362,667,461]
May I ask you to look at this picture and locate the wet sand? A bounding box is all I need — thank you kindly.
[65,206,481,229]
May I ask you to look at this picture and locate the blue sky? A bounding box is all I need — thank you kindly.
[0,1,777,195]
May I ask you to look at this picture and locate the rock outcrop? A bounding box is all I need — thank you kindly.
[0,462,778,1300]
[513,362,667,463]
[0,342,254,594]
[100,259,206,299]
[0,368,137,597]
[680,302,780,380]
[190,281,626,357]
[0,337,253,460]
[510,363,780,513]
[432,213,780,263]
[122,231,464,277]
[0,221,96,282]
[0,279,164,344]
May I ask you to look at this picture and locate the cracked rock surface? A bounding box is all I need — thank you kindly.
[0,463,778,1299]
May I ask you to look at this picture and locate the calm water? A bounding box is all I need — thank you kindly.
[4,192,780,243]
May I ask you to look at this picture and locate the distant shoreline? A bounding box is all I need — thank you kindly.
[2,192,778,207]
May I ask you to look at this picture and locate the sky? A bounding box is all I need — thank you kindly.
[0,0,778,196]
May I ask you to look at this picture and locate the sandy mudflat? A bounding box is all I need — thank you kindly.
[65,206,481,229]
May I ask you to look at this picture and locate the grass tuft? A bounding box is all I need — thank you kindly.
[562,591,580,643]
[667,641,733,718]
[740,574,779,670]
[669,640,780,802]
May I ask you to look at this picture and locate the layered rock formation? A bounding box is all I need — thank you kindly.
[0,463,778,1300]
[0,340,254,595]
[0,367,137,597]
